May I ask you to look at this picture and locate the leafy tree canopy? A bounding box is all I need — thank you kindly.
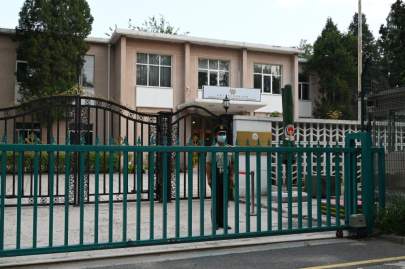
[128,15,189,35]
[307,18,357,119]
[16,0,94,101]
[379,0,405,88]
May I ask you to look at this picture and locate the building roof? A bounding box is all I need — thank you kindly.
[111,28,301,55]
[1,27,301,55]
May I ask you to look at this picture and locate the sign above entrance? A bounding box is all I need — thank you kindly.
[202,86,261,102]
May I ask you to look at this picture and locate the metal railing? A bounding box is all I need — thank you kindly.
[0,134,385,256]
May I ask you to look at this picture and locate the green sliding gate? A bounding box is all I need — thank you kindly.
[0,132,385,257]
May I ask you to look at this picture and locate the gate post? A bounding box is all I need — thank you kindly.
[345,132,374,235]
[156,111,173,202]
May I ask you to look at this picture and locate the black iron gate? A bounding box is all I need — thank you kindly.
[0,95,158,206]
[155,105,232,201]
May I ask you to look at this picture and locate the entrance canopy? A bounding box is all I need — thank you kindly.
[178,87,267,114]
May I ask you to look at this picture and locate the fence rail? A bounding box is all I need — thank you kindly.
[0,136,385,257]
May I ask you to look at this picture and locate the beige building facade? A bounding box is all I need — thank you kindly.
[0,27,317,144]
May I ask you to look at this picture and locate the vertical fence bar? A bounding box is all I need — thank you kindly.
[0,150,6,250]
[79,151,85,245]
[335,149,341,227]
[211,152,217,235]
[149,151,155,240]
[64,150,70,246]
[94,149,100,244]
[162,151,168,239]
[256,150,261,232]
[32,151,39,248]
[277,151,282,231]
[223,151,229,235]
[245,150,251,232]
[266,150,272,232]
[122,148,128,242]
[49,149,55,246]
[16,150,23,249]
[187,150,193,237]
[287,151,293,231]
[344,147,351,224]
[378,148,385,209]
[326,147,331,227]
[199,151,205,236]
[297,146,303,230]
[351,149,357,214]
[136,150,142,241]
[306,149,312,228]
[234,151,240,234]
[316,148,322,228]
[175,151,180,238]
[108,149,114,243]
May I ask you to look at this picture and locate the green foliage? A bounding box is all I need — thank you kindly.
[379,0,405,88]
[15,0,94,102]
[307,18,357,120]
[376,194,405,236]
[128,15,188,35]
[298,39,313,60]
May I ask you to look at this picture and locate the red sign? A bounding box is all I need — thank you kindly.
[284,124,295,141]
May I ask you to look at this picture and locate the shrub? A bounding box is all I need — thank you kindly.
[376,194,405,236]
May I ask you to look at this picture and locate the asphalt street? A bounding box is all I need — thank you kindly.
[82,238,405,269]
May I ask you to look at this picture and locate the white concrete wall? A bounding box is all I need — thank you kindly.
[135,86,173,108]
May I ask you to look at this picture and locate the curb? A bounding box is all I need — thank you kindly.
[0,232,341,268]
[380,234,405,245]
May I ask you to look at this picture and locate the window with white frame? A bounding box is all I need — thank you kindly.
[16,122,41,142]
[136,53,172,87]
[16,60,28,84]
[80,55,95,88]
[253,64,282,94]
[298,73,310,100]
[198,59,229,89]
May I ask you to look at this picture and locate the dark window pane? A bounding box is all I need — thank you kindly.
[272,76,281,94]
[82,55,94,88]
[198,59,208,69]
[272,65,281,76]
[137,53,147,64]
[198,71,208,89]
[263,64,271,74]
[160,66,171,87]
[263,76,271,93]
[299,84,302,100]
[209,71,218,86]
[160,55,171,66]
[299,73,309,83]
[219,71,229,86]
[254,64,262,73]
[149,65,159,86]
[302,84,310,100]
[209,60,218,70]
[16,62,28,83]
[136,65,147,85]
[149,54,159,65]
[219,60,229,71]
[254,74,262,89]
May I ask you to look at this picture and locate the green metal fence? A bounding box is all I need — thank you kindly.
[0,132,385,257]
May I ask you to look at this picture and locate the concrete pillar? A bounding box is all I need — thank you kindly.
[184,42,192,101]
[292,54,299,121]
[242,48,248,88]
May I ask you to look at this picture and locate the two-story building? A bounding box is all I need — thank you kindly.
[0,27,318,144]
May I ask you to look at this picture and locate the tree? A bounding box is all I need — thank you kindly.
[298,39,313,60]
[347,13,387,93]
[379,0,405,88]
[307,18,357,119]
[16,0,94,101]
[128,15,189,35]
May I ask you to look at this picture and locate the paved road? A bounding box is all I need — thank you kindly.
[85,238,405,269]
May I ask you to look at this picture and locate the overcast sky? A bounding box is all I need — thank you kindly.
[0,0,394,47]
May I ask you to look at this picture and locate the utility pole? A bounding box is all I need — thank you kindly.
[358,0,363,128]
